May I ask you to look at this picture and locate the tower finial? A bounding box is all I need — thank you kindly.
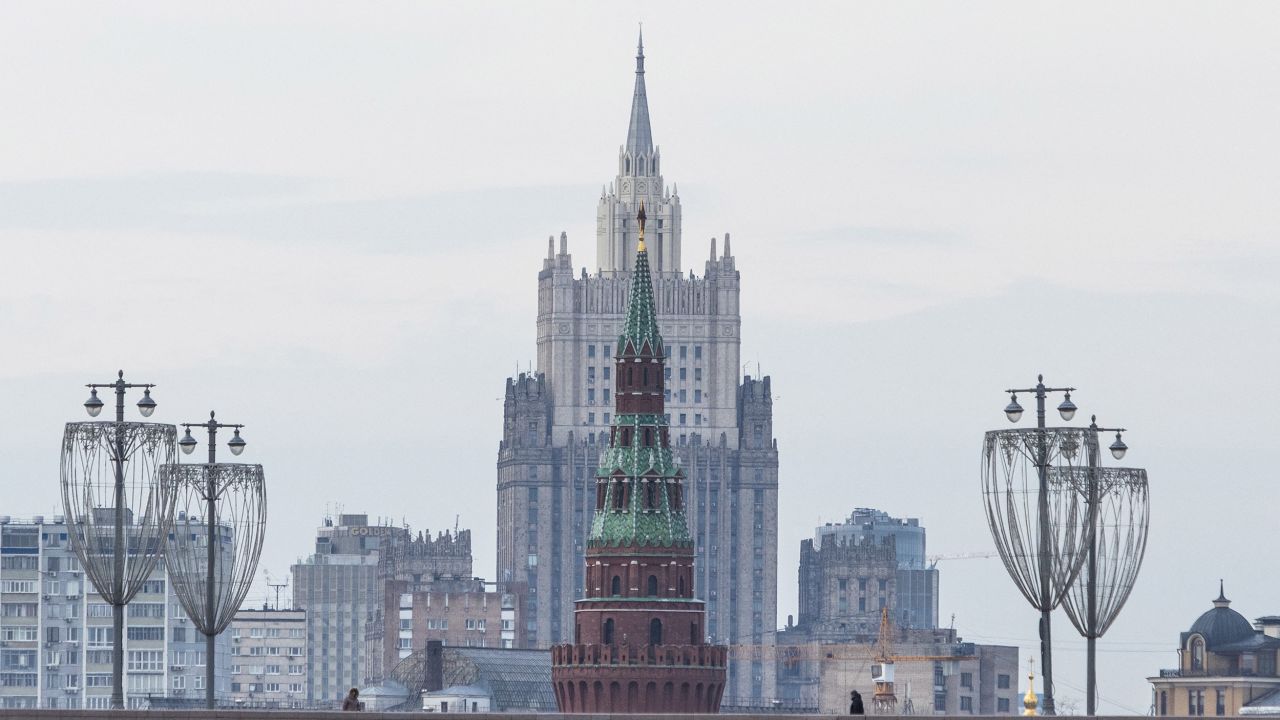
[637,203,647,253]
[624,26,653,158]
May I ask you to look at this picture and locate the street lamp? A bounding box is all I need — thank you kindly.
[988,374,1081,716]
[163,411,267,710]
[61,371,177,709]
[1058,416,1149,716]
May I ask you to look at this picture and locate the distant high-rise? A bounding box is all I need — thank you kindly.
[291,514,407,704]
[810,509,939,630]
[495,32,780,700]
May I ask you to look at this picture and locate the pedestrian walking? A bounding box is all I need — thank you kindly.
[850,689,865,715]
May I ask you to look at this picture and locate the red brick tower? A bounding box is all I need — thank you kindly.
[551,205,727,712]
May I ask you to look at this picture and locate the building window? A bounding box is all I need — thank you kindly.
[588,345,596,358]
[603,366,611,380]
[665,367,671,380]
[603,389,610,404]
[648,575,658,596]
[1216,689,1225,716]
[604,344,612,358]
[997,674,1010,689]
[649,618,663,645]
[694,389,702,403]
[961,672,973,689]
[935,694,947,712]
[588,412,595,424]
[679,389,687,402]
[1160,691,1167,715]
[1191,637,1205,671]
[603,412,610,425]
[680,367,687,381]
[587,389,595,404]
[679,414,686,425]
[680,346,687,359]
[960,696,973,712]
[603,618,615,645]
[998,698,1010,713]
[694,345,702,359]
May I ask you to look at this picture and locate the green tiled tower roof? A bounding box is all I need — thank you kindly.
[618,204,663,358]
[590,204,691,550]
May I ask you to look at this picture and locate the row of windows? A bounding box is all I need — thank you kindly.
[587,344,702,360]
[585,411,703,426]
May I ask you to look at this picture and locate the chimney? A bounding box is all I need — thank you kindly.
[425,640,444,693]
[1257,617,1280,639]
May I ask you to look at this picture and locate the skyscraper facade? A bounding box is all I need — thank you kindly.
[813,509,939,630]
[496,34,779,700]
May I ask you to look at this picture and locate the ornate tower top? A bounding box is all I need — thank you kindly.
[590,207,689,549]
[625,28,653,158]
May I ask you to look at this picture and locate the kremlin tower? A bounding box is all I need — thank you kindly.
[550,205,727,713]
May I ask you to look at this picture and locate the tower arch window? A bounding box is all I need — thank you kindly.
[646,481,656,509]
[690,622,698,644]
[1190,636,1205,671]
[604,618,615,645]
[624,156,630,174]
[643,367,649,385]
[649,618,662,645]
[644,427,652,447]
[611,576,622,597]
[648,575,658,597]
[678,575,686,597]
[596,482,606,511]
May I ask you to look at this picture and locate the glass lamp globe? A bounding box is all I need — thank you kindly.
[1109,433,1128,460]
[178,428,198,455]
[1004,395,1024,423]
[1057,393,1077,422]
[228,429,246,456]
[84,389,104,418]
[136,389,156,418]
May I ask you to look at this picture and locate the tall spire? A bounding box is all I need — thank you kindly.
[621,204,660,354]
[625,27,653,158]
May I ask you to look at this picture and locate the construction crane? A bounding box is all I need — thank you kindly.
[926,551,999,570]
[871,606,979,715]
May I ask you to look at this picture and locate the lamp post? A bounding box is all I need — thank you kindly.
[999,375,1077,716]
[165,412,266,709]
[61,371,177,709]
[1057,416,1148,716]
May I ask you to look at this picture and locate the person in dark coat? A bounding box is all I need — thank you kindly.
[850,689,865,715]
[343,687,362,711]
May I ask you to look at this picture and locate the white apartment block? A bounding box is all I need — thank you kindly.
[0,516,230,709]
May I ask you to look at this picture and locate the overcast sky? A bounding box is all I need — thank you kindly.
[3,2,1279,713]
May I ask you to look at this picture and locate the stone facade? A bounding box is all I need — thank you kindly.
[773,630,1020,715]
[361,529,482,683]
[496,33,778,702]
[1148,585,1280,716]
[812,509,939,630]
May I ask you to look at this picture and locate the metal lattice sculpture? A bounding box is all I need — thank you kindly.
[1057,466,1150,638]
[61,420,177,707]
[981,427,1094,613]
[164,462,266,706]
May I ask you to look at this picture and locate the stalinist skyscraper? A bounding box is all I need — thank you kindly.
[497,32,779,701]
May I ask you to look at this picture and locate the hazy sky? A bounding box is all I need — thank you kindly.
[3,2,1279,713]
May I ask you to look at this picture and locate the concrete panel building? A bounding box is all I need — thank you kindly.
[0,516,229,710]
[227,608,307,707]
[496,32,779,702]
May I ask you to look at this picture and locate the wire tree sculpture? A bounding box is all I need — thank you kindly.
[1056,462,1150,715]
[61,373,177,709]
[163,413,267,708]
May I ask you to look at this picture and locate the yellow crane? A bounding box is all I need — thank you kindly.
[871,606,977,714]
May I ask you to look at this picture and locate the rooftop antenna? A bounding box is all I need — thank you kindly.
[455,515,460,535]
[263,570,289,610]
